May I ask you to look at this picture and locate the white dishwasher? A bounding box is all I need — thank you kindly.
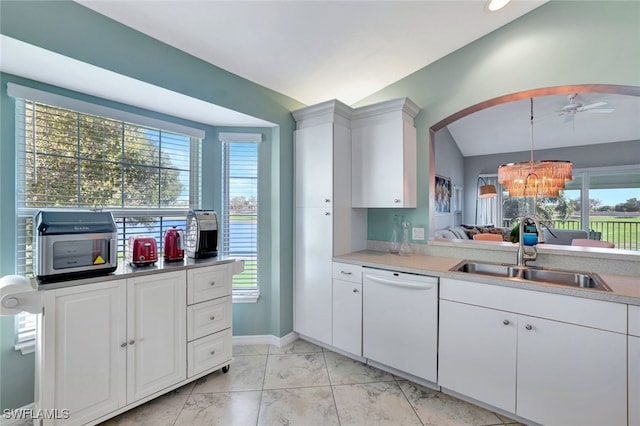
[363,267,438,383]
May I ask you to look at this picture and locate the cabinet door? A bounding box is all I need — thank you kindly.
[517,316,627,426]
[352,119,416,208]
[294,207,333,344]
[295,123,333,208]
[127,271,186,403]
[438,300,517,413]
[42,280,127,426]
[332,280,362,356]
[630,336,640,426]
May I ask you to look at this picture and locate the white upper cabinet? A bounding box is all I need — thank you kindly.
[294,123,334,208]
[351,98,420,208]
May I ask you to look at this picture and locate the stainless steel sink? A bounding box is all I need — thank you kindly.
[455,262,521,278]
[521,268,612,291]
[451,261,611,292]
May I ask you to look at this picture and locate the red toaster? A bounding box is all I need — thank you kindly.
[128,236,158,266]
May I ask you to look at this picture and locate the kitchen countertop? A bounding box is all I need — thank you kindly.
[334,250,640,306]
[35,256,240,291]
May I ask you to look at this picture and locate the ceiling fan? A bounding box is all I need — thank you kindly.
[557,93,615,122]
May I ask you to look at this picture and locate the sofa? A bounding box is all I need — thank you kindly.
[434,225,511,242]
[541,228,589,245]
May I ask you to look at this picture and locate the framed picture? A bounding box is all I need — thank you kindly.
[435,175,452,214]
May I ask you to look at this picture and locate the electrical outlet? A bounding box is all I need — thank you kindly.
[412,227,425,241]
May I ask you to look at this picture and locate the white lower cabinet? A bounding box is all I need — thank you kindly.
[438,300,517,412]
[629,336,640,426]
[40,280,127,426]
[439,278,627,426]
[186,264,234,378]
[37,262,239,426]
[332,262,363,356]
[40,272,186,426]
[126,272,186,403]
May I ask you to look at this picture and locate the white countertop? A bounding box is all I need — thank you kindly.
[35,256,240,291]
[334,250,640,306]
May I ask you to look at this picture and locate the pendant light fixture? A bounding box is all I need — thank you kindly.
[498,98,573,198]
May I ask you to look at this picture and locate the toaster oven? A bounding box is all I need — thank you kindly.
[33,210,118,283]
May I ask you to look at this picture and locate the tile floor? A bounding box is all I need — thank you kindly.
[101,339,524,426]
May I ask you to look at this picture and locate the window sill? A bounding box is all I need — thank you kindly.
[15,341,35,355]
[232,293,260,304]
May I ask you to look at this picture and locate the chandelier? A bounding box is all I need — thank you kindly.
[498,98,572,198]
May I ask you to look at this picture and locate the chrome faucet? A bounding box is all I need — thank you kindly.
[517,215,545,267]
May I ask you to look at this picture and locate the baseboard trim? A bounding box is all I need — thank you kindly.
[232,332,299,348]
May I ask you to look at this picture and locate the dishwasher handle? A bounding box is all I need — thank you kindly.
[364,274,436,290]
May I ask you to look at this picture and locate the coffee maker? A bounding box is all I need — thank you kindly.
[185,209,219,259]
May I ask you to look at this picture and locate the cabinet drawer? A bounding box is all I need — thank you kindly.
[187,329,232,378]
[630,305,640,337]
[332,262,362,283]
[187,296,231,341]
[187,265,230,304]
[441,278,626,333]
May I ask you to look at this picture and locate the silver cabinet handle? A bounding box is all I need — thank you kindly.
[210,281,216,286]
[324,198,331,203]
[129,339,135,345]
[525,324,533,331]
[120,342,127,348]
[340,271,352,275]
[352,288,359,293]
[210,350,216,356]
[503,320,510,325]
[394,198,401,203]
[324,212,331,216]
[210,315,216,321]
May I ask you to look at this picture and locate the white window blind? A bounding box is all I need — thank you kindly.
[15,311,37,355]
[12,92,203,352]
[221,133,261,300]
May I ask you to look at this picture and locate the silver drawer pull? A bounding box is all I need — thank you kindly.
[324,198,331,203]
[394,198,401,203]
[324,212,331,216]
[525,324,533,331]
[210,281,216,286]
[120,342,127,348]
[503,320,510,325]
[129,339,135,345]
[210,350,216,356]
[352,288,359,293]
[210,315,216,321]
[340,271,352,275]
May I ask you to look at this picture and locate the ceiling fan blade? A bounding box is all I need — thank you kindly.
[577,101,607,111]
[584,108,615,113]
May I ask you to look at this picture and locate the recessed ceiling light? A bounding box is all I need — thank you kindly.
[486,0,512,12]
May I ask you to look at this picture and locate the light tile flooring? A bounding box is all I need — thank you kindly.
[101,339,524,426]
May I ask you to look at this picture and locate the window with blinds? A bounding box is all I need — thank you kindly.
[15,99,202,273]
[12,90,202,352]
[221,134,260,299]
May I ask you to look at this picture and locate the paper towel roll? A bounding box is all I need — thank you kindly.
[0,275,41,315]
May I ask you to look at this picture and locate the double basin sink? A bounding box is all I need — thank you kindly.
[451,261,612,292]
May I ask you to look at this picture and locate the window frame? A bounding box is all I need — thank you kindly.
[11,85,204,353]
[220,132,261,303]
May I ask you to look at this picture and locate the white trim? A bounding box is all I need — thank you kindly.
[232,332,298,348]
[218,132,262,143]
[7,82,206,139]
[232,294,260,304]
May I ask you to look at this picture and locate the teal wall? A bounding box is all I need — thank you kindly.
[357,1,640,242]
[0,0,302,410]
